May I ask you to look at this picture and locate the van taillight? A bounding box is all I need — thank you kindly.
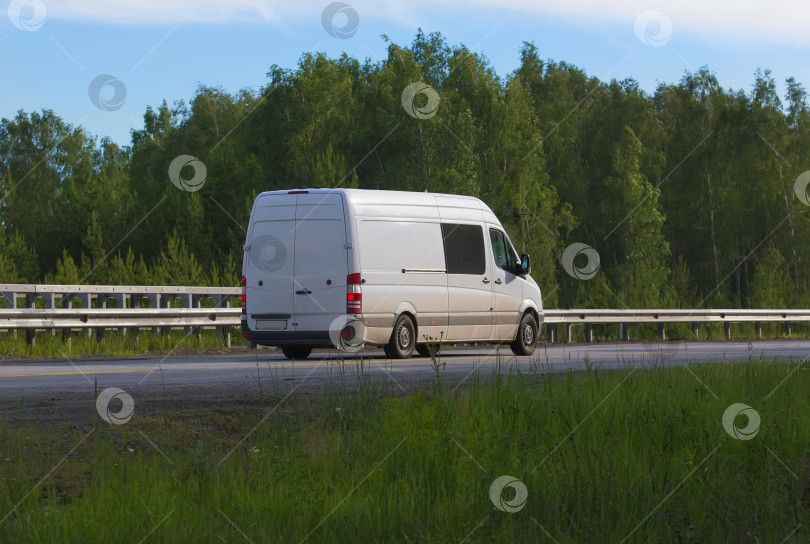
[347,273,362,314]
[241,275,246,315]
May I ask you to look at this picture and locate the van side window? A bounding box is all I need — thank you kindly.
[489,228,517,273]
[441,223,486,275]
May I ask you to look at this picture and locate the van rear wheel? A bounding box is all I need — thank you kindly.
[510,313,538,356]
[384,314,416,359]
[281,346,312,360]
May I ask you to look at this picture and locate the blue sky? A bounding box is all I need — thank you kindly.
[1,0,809,146]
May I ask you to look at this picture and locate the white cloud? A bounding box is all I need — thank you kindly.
[45,0,288,25]
[43,0,810,45]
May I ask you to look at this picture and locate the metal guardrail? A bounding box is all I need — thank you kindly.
[0,284,807,346]
[0,284,241,346]
[543,309,809,343]
[0,308,242,328]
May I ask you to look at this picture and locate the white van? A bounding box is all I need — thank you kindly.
[240,189,543,359]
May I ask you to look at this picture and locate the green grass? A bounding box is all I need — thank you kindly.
[0,329,247,359]
[1,357,809,542]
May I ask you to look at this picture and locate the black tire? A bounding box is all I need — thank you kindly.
[415,343,440,357]
[385,314,416,359]
[281,346,313,360]
[510,313,538,356]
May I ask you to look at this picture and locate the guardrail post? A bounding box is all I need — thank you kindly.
[691,322,699,339]
[565,323,572,344]
[214,295,227,346]
[181,293,193,337]
[3,291,17,338]
[619,323,629,341]
[44,292,56,336]
[192,294,202,340]
[25,293,35,346]
[145,294,159,336]
[132,294,141,343]
[585,323,593,343]
[96,295,106,343]
[160,295,170,335]
[79,294,91,339]
[755,321,762,339]
[113,294,126,337]
[658,323,665,341]
[785,321,792,337]
[724,322,731,340]
[547,324,557,344]
[61,294,72,342]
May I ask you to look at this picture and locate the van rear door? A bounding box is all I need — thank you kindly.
[245,194,297,332]
[245,192,348,335]
[291,193,349,332]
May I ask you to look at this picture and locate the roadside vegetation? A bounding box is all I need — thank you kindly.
[1,355,808,542]
[0,329,248,360]
[1,33,809,316]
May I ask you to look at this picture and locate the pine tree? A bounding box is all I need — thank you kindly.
[81,211,106,284]
[748,243,790,309]
[604,126,671,307]
[48,249,82,285]
[152,230,206,286]
[105,248,137,285]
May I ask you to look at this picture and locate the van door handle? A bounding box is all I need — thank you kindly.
[494,278,503,285]
[482,278,490,284]
[295,289,312,295]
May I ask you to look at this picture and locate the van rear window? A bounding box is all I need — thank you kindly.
[441,223,485,275]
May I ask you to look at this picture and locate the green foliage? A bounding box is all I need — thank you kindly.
[748,243,790,308]
[46,249,82,285]
[2,360,810,541]
[604,126,670,307]
[0,33,807,308]
[152,230,207,286]
[0,230,39,282]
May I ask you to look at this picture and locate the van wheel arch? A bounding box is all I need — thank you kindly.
[510,310,539,356]
[384,312,417,359]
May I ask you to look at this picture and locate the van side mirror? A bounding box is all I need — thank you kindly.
[520,253,531,275]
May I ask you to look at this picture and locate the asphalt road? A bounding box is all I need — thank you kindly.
[0,339,807,425]
[2,340,808,396]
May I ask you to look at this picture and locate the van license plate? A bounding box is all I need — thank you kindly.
[256,320,287,330]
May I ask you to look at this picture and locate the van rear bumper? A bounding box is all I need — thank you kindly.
[241,321,332,347]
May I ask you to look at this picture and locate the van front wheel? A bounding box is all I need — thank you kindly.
[510,313,538,356]
[384,314,416,359]
[282,346,312,360]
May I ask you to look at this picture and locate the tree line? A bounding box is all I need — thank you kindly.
[1,31,808,310]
